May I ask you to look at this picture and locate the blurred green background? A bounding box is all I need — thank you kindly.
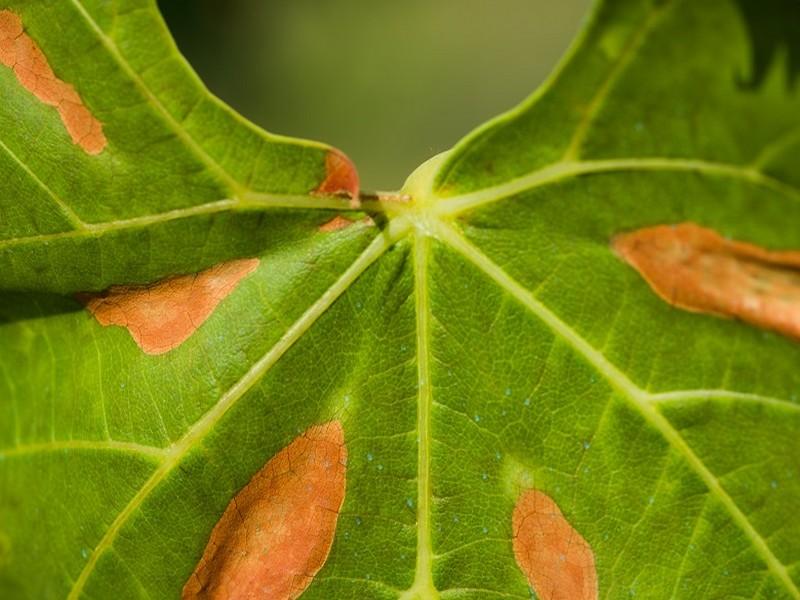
[158,0,591,191]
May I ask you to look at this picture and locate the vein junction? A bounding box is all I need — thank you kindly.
[19,3,800,597]
[57,155,800,599]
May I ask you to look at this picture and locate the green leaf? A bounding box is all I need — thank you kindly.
[2,0,799,599]
[0,0,363,294]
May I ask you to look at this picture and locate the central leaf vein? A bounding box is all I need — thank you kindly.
[399,231,440,600]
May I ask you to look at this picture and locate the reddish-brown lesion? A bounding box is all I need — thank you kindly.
[317,215,375,233]
[183,421,347,600]
[512,489,598,600]
[80,258,260,355]
[314,150,360,206]
[0,10,107,155]
[613,222,800,340]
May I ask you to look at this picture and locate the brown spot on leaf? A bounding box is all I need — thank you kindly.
[0,9,106,154]
[314,150,360,206]
[613,223,800,340]
[183,421,347,600]
[317,215,375,233]
[512,489,597,600]
[80,259,259,355]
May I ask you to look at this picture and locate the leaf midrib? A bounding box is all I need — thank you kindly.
[398,232,439,600]
[0,195,370,252]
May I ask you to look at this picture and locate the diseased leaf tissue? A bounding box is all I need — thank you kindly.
[80,259,260,355]
[0,1,799,599]
[0,9,105,154]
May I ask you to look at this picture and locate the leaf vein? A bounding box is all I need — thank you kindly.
[435,157,800,217]
[0,138,85,230]
[65,221,405,599]
[437,221,800,599]
[563,0,675,160]
[0,440,166,460]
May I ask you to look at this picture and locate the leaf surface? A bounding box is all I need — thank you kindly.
[0,0,363,293]
[1,1,800,599]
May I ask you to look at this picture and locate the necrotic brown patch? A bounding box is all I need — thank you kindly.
[314,150,360,205]
[317,215,374,233]
[0,9,106,154]
[81,258,259,355]
[613,223,800,340]
[183,421,347,600]
[512,489,597,600]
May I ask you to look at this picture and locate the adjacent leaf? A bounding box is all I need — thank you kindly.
[1,1,799,599]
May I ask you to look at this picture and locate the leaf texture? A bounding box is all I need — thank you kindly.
[1,1,799,599]
[0,0,363,293]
